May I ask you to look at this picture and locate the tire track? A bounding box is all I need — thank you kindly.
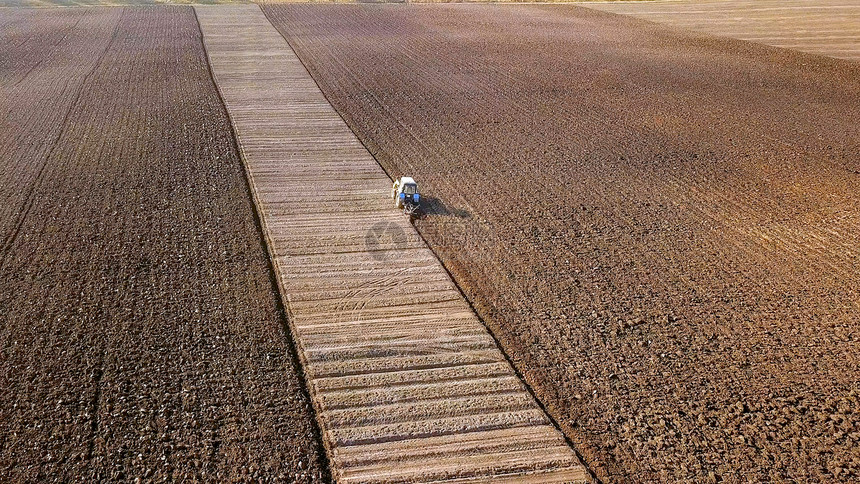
[0,9,121,271]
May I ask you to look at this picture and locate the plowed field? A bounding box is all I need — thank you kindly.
[0,7,324,481]
[266,4,860,482]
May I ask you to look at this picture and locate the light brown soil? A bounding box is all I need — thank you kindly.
[266,4,860,482]
[586,0,860,62]
[0,7,325,482]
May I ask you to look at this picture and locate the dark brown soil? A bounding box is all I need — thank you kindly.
[266,4,860,482]
[0,7,325,482]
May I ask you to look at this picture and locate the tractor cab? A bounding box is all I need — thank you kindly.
[392,176,420,213]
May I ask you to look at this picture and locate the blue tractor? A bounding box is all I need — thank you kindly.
[392,176,420,216]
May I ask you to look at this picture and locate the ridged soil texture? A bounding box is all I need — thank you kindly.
[265,4,860,482]
[0,7,325,482]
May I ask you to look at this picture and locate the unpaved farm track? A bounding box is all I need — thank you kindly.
[197,5,587,482]
[0,7,324,481]
[267,4,860,482]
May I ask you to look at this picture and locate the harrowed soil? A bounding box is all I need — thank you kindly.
[0,7,325,482]
[266,4,860,482]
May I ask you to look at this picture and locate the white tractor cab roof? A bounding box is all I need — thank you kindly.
[399,176,417,186]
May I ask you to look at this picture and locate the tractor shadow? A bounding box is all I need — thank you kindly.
[420,196,472,219]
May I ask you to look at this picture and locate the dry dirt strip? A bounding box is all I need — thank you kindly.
[584,0,860,61]
[195,5,587,483]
